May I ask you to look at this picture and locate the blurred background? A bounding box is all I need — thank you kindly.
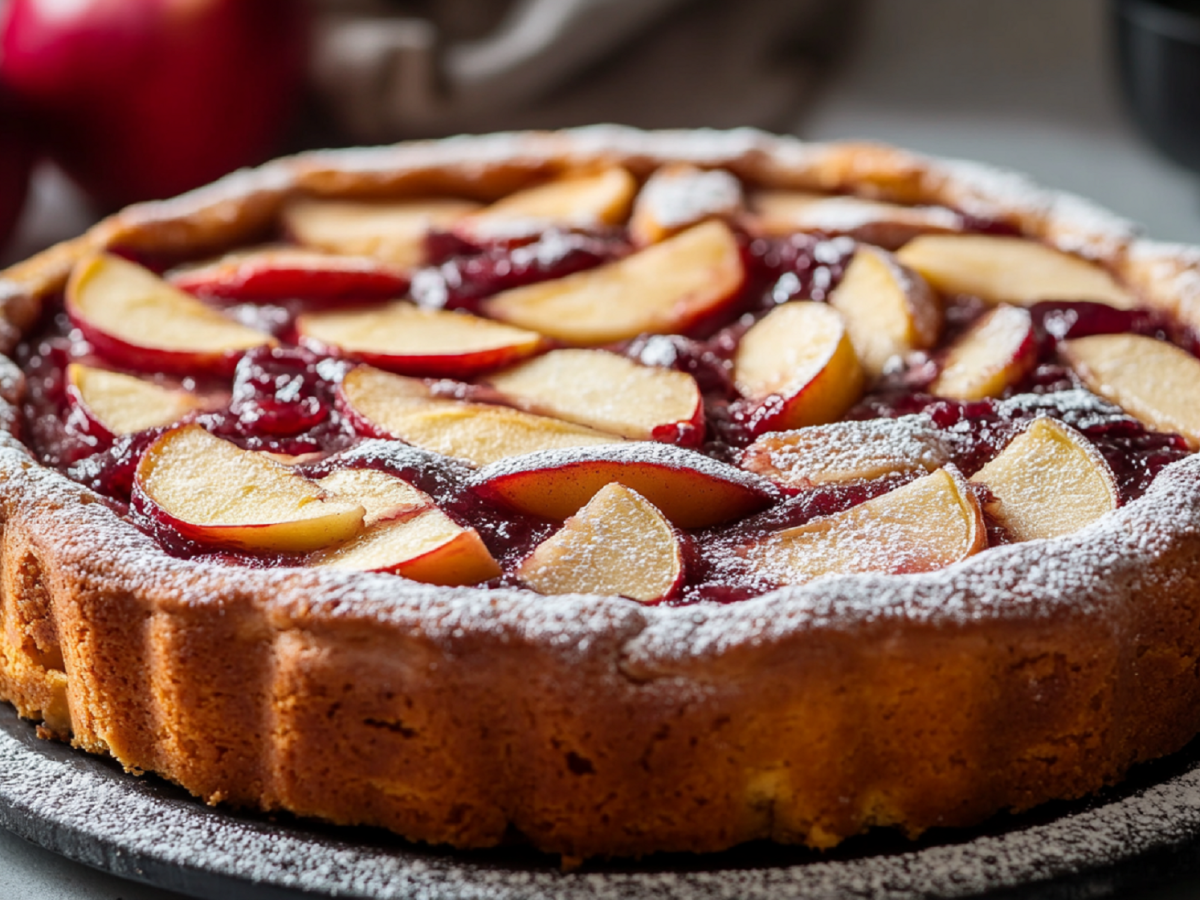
[2,0,1200,262]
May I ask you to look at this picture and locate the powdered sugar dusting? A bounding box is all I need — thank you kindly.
[472,441,779,495]
[636,166,744,230]
[739,415,951,486]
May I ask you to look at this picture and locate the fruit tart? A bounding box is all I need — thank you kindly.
[2,127,1200,861]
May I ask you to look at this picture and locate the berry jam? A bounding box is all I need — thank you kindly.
[410,229,630,312]
[15,219,1198,604]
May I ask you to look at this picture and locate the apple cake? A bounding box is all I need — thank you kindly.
[2,126,1200,861]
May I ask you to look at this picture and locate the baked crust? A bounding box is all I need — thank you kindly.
[2,126,1200,859]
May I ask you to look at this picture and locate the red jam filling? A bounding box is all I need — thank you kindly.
[14,219,1195,605]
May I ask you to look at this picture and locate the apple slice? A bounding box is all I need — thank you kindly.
[629,163,744,245]
[471,443,777,528]
[742,467,985,586]
[517,483,683,602]
[930,304,1037,400]
[739,415,951,488]
[1060,333,1200,449]
[282,197,482,268]
[314,467,431,526]
[828,245,942,378]
[970,418,1117,542]
[66,253,274,376]
[297,302,545,378]
[339,365,620,467]
[481,220,746,344]
[733,301,865,433]
[310,467,500,585]
[312,507,500,586]
[896,235,1137,309]
[167,245,409,304]
[484,349,704,445]
[66,363,205,439]
[134,425,365,553]
[455,167,637,242]
[751,190,964,248]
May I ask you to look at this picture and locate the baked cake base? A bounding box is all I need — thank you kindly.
[5,700,1200,898]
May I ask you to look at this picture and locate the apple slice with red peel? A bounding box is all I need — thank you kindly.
[733,301,865,433]
[930,304,1037,400]
[66,253,274,376]
[970,418,1117,542]
[484,349,704,445]
[471,443,777,528]
[828,245,942,378]
[296,302,545,378]
[517,483,684,602]
[339,366,620,467]
[134,425,365,553]
[282,197,482,268]
[742,467,985,586]
[629,164,744,245]
[66,363,205,439]
[481,220,745,344]
[750,190,964,249]
[312,507,501,586]
[896,235,1137,309]
[310,468,500,585]
[740,415,951,488]
[456,167,637,242]
[1060,333,1200,449]
[167,245,410,304]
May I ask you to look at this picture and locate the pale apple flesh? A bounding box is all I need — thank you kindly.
[481,219,746,344]
[314,468,431,526]
[896,235,1137,309]
[629,163,744,245]
[66,253,274,376]
[517,483,683,603]
[471,444,777,528]
[281,197,482,268]
[66,363,205,438]
[135,425,365,553]
[484,349,704,445]
[733,301,865,433]
[930,304,1037,400]
[1060,333,1200,449]
[739,415,951,488]
[297,302,545,377]
[310,468,500,585]
[828,245,942,378]
[338,365,621,467]
[742,467,986,586]
[456,167,637,242]
[969,417,1117,542]
[750,190,964,249]
[167,245,410,303]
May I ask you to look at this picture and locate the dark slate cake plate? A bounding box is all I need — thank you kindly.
[4,703,1200,900]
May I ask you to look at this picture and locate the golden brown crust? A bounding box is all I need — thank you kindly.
[1,127,1200,858]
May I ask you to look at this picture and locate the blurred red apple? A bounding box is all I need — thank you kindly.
[0,97,32,251]
[0,0,308,207]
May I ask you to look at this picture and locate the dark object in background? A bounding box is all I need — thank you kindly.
[1116,0,1200,173]
[310,0,853,141]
